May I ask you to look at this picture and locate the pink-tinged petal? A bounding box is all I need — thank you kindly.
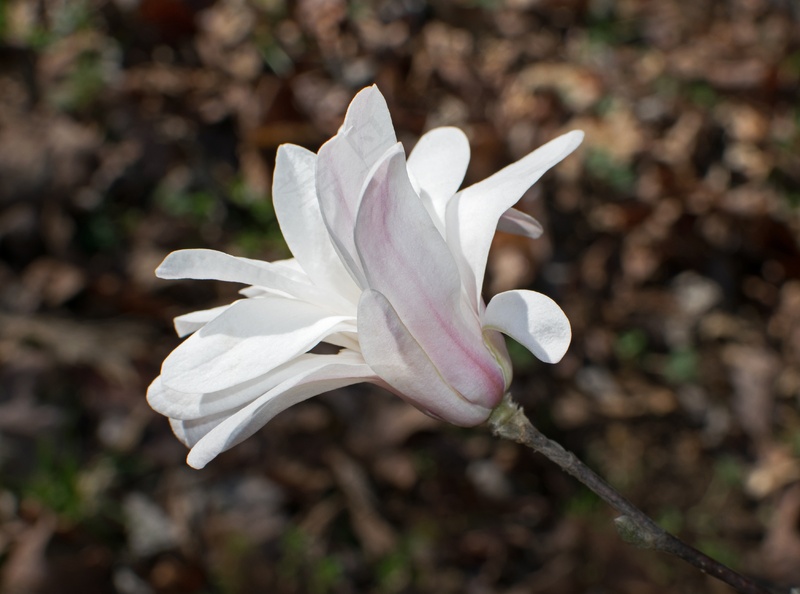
[497,207,544,239]
[316,86,397,287]
[161,296,356,394]
[184,351,378,468]
[407,127,470,229]
[173,305,230,337]
[157,249,353,313]
[446,131,584,308]
[273,144,361,303]
[358,290,494,426]
[483,290,571,364]
[355,149,506,408]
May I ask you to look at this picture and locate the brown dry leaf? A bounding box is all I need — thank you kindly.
[0,397,64,436]
[0,313,152,384]
[0,513,56,594]
[0,115,101,203]
[422,22,478,94]
[476,37,521,89]
[195,0,262,81]
[487,241,537,296]
[298,496,343,539]
[715,102,770,143]
[372,451,418,491]
[21,257,86,309]
[367,401,439,449]
[653,110,704,166]
[717,183,780,216]
[745,445,800,499]
[296,0,350,62]
[761,484,800,584]
[510,63,603,113]
[326,449,396,558]
[568,104,645,165]
[722,344,778,445]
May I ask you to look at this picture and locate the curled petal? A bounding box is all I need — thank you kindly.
[161,297,355,394]
[355,148,506,408]
[483,290,571,364]
[358,290,493,426]
[447,130,584,309]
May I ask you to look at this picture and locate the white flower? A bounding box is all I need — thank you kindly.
[148,86,583,468]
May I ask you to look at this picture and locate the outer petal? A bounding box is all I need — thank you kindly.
[161,296,355,393]
[157,249,353,314]
[148,351,365,421]
[497,207,544,239]
[316,86,397,287]
[358,290,493,426]
[482,289,571,364]
[170,414,225,450]
[273,144,361,304]
[148,370,282,421]
[183,351,378,468]
[446,131,584,308]
[407,127,470,231]
[354,149,506,408]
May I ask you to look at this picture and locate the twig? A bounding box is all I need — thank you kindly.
[487,394,784,594]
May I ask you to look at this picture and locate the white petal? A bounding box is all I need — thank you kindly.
[184,351,377,468]
[161,296,355,393]
[173,305,230,337]
[358,290,493,426]
[446,131,584,308]
[170,414,226,449]
[273,144,361,303]
[148,351,363,421]
[483,290,571,364]
[316,86,397,287]
[239,286,269,298]
[148,371,279,421]
[156,249,352,313]
[323,331,361,351]
[407,127,470,230]
[497,207,544,239]
[354,148,506,408]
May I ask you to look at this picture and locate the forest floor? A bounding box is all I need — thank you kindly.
[1,0,799,592]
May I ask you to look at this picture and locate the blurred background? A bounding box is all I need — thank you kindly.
[1,0,799,592]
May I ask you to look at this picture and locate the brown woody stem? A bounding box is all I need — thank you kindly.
[487,394,783,594]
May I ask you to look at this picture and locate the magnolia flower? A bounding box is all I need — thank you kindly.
[148,86,583,468]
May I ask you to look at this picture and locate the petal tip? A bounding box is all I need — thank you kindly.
[483,290,572,365]
[565,129,585,148]
[186,449,209,469]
